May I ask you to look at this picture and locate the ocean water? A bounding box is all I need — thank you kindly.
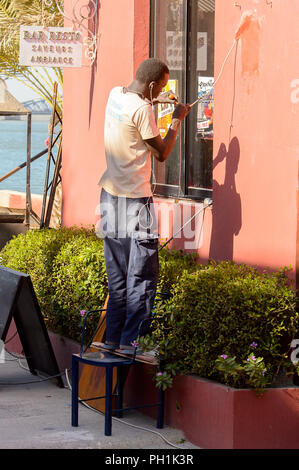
[0,117,55,195]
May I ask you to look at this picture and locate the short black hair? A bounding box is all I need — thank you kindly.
[135,58,169,84]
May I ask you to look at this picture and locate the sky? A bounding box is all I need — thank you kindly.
[5,68,61,103]
[5,77,41,102]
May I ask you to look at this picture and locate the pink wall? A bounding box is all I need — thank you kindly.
[209,0,299,274]
[62,0,139,227]
[62,0,149,228]
[62,0,299,279]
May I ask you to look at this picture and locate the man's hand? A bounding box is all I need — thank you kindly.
[172,102,191,121]
[153,90,179,105]
[145,101,191,163]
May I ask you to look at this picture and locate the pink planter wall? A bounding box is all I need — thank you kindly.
[5,323,298,449]
[123,364,299,449]
[4,320,80,371]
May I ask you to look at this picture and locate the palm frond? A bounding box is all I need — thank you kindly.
[0,0,64,113]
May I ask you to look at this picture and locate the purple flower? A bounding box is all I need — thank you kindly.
[250,342,258,349]
[131,340,139,348]
[220,354,228,360]
[80,310,86,317]
[262,370,266,376]
[247,355,256,362]
[157,372,163,376]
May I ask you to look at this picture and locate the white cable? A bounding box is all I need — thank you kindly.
[1,350,19,362]
[190,39,238,108]
[17,359,30,372]
[137,170,157,232]
[214,39,238,88]
[196,203,206,250]
[64,368,186,449]
[137,198,154,231]
[2,349,69,387]
[167,201,212,244]
[169,40,237,237]
[170,41,238,205]
[5,348,36,372]
[4,348,30,366]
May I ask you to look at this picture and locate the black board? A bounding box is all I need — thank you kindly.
[0,266,63,387]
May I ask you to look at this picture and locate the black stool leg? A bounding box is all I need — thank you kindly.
[115,366,123,418]
[72,356,79,427]
[157,388,164,429]
[105,365,113,436]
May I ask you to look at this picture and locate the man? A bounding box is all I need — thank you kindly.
[98,58,190,354]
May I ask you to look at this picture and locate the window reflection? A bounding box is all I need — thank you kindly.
[153,0,186,189]
[188,0,214,191]
[152,0,214,196]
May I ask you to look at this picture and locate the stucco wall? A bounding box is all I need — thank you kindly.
[209,0,298,274]
[62,0,139,227]
[62,0,298,278]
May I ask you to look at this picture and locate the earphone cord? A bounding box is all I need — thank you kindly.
[150,82,154,107]
[138,81,156,232]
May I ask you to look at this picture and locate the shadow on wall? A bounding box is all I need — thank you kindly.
[209,137,242,261]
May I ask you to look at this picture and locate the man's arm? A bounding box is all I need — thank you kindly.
[144,103,191,162]
[152,90,178,105]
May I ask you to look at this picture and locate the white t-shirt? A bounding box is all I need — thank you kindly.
[98,86,160,198]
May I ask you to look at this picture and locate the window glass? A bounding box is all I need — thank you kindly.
[152,0,187,191]
[187,0,214,192]
[151,0,214,199]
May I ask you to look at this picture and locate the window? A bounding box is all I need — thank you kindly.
[150,0,215,200]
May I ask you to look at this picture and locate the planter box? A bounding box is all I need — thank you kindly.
[4,319,80,371]
[123,363,299,449]
[5,325,299,448]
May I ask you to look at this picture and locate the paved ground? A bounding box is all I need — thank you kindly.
[0,351,199,450]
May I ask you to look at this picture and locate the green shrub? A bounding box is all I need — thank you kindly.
[138,261,299,393]
[1,228,298,394]
[0,226,103,342]
[51,235,108,342]
[157,246,198,294]
[0,226,93,312]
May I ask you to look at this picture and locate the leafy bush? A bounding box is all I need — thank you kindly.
[0,227,197,343]
[0,226,93,313]
[0,226,105,342]
[1,228,298,394]
[156,246,198,294]
[138,261,299,393]
[50,235,108,341]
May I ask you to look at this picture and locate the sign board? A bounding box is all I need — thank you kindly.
[158,79,178,138]
[19,26,82,68]
[197,32,207,71]
[0,266,63,387]
[197,76,214,137]
[166,31,184,71]
[166,31,207,71]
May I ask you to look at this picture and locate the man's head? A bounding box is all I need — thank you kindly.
[135,58,169,100]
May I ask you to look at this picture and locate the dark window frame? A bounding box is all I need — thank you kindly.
[149,0,213,202]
